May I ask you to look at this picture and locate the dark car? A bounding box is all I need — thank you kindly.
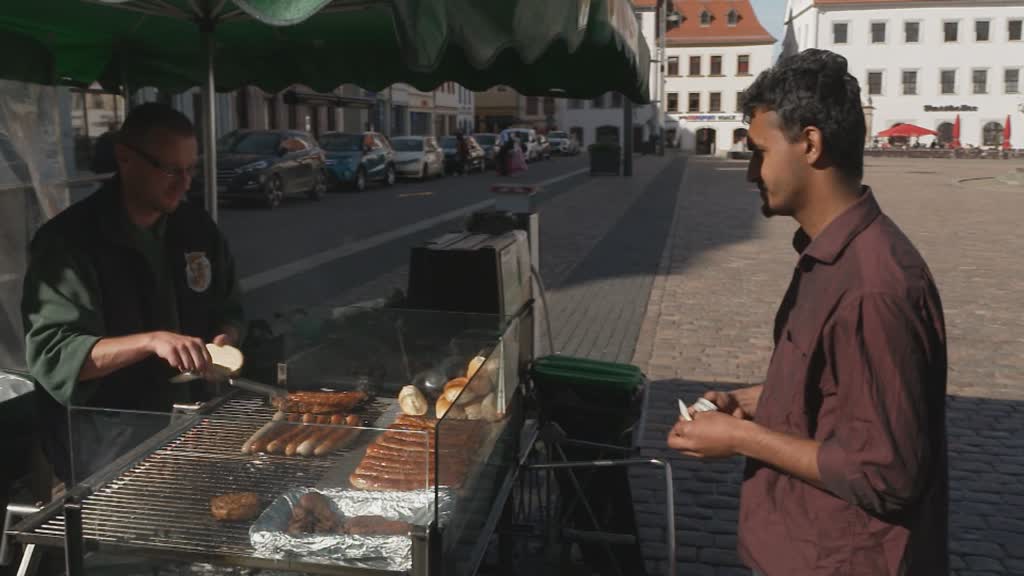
[321,131,396,191]
[192,129,328,209]
[439,135,485,174]
[471,133,500,168]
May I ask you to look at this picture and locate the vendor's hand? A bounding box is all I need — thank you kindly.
[212,333,233,347]
[148,331,212,375]
[699,390,749,420]
[667,411,746,459]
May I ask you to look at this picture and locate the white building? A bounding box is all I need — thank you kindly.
[555,0,663,149]
[663,0,775,156]
[784,0,1024,149]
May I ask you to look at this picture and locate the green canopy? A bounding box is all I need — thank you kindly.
[0,0,650,102]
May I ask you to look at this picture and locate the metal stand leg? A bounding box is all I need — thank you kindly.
[64,501,84,576]
[16,543,38,576]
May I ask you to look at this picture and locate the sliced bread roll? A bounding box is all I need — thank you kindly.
[207,343,244,375]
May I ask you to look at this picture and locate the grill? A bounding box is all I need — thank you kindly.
[15,392,397,571]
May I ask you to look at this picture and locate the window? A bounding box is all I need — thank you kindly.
[736,91,745,112]
[941,69,957,94]
[902,70,918,95]
[667,56,679,76]
[709,93,722,112]
[833,22,848,44]
[544,97,556,115]
[1010,19,1023,41]
[868,71,883,96]
[983,122,1004,147]
[710,56,722,76]
[667,92,679,112]
[689,56,701,76]
[871,22,886,43]
[569,99,584,109]
[1006,69,1021,94]
[526,97,539,115]
[944,21,958,42]
[700,10,711,27]
[905,21,920,43]
[688,92,700,112]
[737,55,750,76]
[591,94,605,108]
[973,69,988,94]
[610,93,624,108]
[975,20,990,42]
[727,9,739,27]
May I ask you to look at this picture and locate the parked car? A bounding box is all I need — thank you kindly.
[537,135,552,160]
[391,136,445,180]
[499,128,541,162]
[192,129,327,209]
[471,133,501,168]
[439,135,486,174]
[320,131,396,191]
[546,130,580,155]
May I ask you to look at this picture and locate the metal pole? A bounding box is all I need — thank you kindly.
[658,0,667,156]
[623,97,633,176]
[200,15,218,222]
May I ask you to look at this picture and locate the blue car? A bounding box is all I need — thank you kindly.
[320,131,396,191]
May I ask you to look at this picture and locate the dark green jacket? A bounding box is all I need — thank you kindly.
[21,178,244,411]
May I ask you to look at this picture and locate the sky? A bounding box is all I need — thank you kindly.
[749,0,787,56]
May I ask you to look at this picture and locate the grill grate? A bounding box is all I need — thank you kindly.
[32,392,393,559]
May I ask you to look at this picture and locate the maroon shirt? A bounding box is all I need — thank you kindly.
[738,188,948,575]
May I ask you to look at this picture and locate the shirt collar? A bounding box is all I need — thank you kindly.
[793,186,881,265]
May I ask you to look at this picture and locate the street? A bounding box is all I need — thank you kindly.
[221,154,591,322]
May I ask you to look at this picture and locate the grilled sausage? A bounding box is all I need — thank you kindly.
[312,414,362,456]
[241,411,286,454]
[286,415,330,456]
[271,391,369,414]
[266,413,315,454]
[296,414,344,457]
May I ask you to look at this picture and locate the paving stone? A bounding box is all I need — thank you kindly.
[964,556,1005,571]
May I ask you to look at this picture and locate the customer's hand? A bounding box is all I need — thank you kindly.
[698,390,749,420]
[668,411,746,459]
[148,331,211,374]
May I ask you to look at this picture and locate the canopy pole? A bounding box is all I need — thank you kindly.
[200,15,218,222]
[623,97,633,177]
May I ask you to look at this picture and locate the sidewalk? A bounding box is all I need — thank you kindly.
[628,156,1024,575]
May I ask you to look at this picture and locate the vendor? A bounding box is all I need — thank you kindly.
[21,103,245,483]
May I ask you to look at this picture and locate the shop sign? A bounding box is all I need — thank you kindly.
[924,105,978,112]
[677,113,740,122]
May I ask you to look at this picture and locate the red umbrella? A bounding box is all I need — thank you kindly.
[1003,115,1012,150]
[952,115,961,148]
[877,123,938,138]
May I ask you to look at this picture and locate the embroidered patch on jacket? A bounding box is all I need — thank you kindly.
[185,252,212,293]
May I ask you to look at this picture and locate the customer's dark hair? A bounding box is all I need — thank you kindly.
[118,102,195,148]
[741,49,866,181]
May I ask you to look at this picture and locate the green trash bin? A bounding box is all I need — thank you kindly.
[530,355,645,446]
[529,356,648,576]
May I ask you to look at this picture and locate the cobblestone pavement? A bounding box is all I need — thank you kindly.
[631,156,1024,575]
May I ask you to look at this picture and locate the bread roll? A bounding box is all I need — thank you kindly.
[207,343,244,374]
[463,399,483,420]
[466,356,486,380]
[399,385,428,416]
[443,377,479,405]
[435,395,467,419]
[480,392,500,422]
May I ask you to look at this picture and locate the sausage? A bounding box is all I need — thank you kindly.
[250,413,302,454]
[272,391,368,414]
[343,515,411,536]
[296,414,344,456]
[241,411,286,454]
[313,414,362,456]
[266,413,316,454]
[286,415,331,456]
